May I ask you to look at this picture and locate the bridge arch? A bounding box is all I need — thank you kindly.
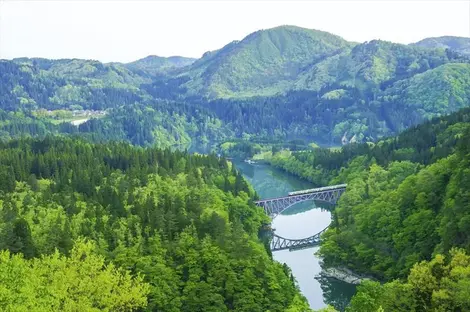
[254,184,346,251]
[270,227,328,252]
[255,185,346,219]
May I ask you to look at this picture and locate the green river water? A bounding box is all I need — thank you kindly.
[234,161,356,311]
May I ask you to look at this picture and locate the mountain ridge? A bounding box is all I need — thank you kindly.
[1,25,470,146]
[179,25,354,98]
[412,35,470,55]
[123,55,196,76]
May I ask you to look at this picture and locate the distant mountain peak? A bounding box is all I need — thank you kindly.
[124,55,196,75]
[182,25,353,98]
[412,36,470,55]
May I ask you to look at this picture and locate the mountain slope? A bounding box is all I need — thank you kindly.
[413,36,470,55]
[178,31,458,99]
[268,103,470,312]
[0,59,229,148]
[201,58,470,145]
[3,58,148,111]
[295,39,453,92]
[0,137,311,311]
[2,26,470,146]
[180,25,354,98]
[380,63,470,131]
[124,55,196,76]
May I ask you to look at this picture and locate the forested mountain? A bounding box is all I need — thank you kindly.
[270,105,470,184]
[2,58,147,111]
[0,137,314,311]
[267,107,470,310]
[295,39,453,92]
[0,58,230,147]
[380,63,470,130]
[179,26,353,98]
[190,35,470,142]
[3,24,470,312]
[73,101,230,147]
[413,36,470,55]
[198,62,470,143]
[123,55,196,76]
[1,26,470,146]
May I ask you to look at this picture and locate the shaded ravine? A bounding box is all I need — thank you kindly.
[234,161,356,311]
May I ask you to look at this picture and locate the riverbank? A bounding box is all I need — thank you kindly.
[317,267,372,285]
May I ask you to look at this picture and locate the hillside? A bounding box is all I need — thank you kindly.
[3,58,147,111]
[178,34,460,99]
[1,26,470,146]
[180,25,354,98]
[267,106,470,310]
[380,63,470,132]
[295,39,451,92]
[0,137,312,311]
[0,58,229,147]
[413,35,470,55]
[123,55,196,76]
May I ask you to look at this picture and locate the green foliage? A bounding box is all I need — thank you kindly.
[219,139,310,159]
[0,58,233,148]
[259,105,470,311]
[2,27,470,146]
[124,55,196,76]
[316,128,470,281]
[348,249,470,312]
[0,239,150,311]
[268,107,470,309]
[268,106,470,186]
[381,63,470,130]
[0,137,309,311]
[182,25,353,98]
[189,36,469,144]
[414,36,470,56]
[0,110,62,141]
[75,101,230,147]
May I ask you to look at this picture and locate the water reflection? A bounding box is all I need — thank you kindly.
[273,203,330,239]
[239,162,255,178]
[317,276,357,312]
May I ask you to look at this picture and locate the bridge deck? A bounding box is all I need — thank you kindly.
[288,183,347,196]
[255,184,347,252]
[255,184,346,203]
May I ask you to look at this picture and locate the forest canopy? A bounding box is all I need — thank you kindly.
[0,137,311,311]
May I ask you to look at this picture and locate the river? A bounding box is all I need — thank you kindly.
[234,161,357,311]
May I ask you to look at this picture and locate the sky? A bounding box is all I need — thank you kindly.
[0,0,469,63]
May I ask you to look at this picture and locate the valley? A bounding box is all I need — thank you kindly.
[1,27,470,147]
[1,19,470,312]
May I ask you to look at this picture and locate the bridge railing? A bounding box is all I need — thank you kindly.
[255,184,346,252]
[287,184,347,196]
[255,184,347,204]
[270,226,330,251]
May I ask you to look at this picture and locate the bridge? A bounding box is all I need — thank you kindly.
[255,184,346,251]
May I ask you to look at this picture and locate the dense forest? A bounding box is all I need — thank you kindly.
[267,107,470,310]
[2,24,470,311]
[269,106,470,185]
[1,26,470,146]
[0,137,322,311]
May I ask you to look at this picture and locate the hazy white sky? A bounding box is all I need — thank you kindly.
[0,0,469,63]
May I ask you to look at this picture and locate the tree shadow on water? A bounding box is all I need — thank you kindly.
[316,275,357,312]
